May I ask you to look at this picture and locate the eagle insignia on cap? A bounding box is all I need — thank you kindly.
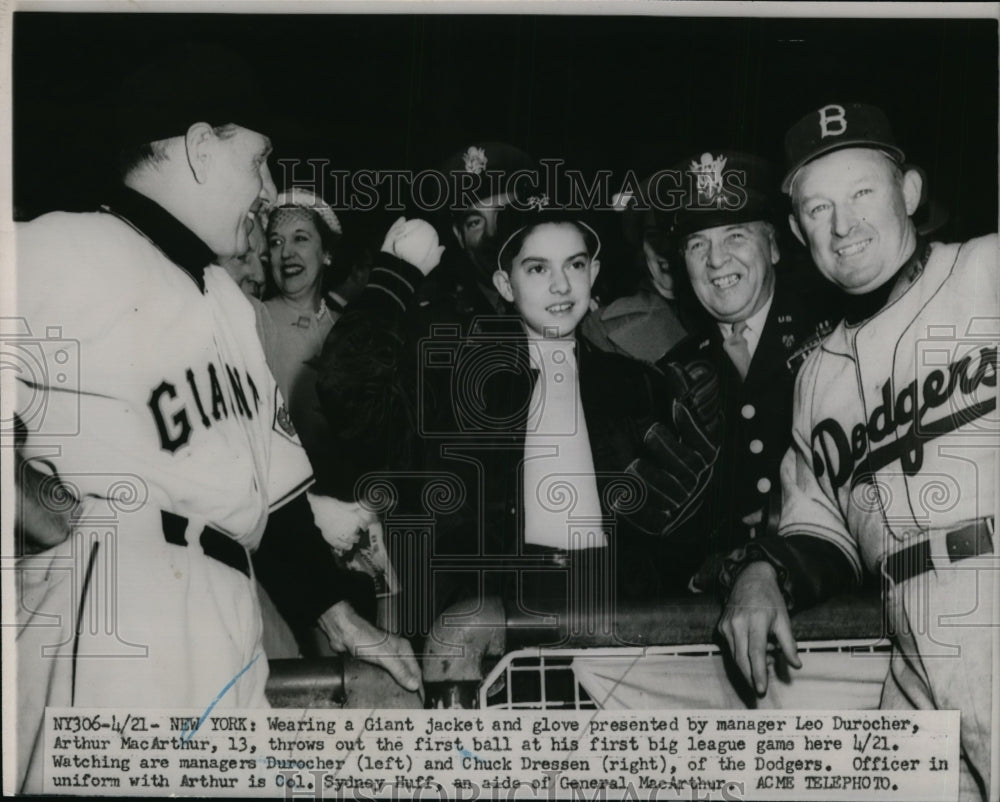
[463,146,488,174]
[690,152,727,208]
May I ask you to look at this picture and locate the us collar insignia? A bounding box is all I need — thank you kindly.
[463,146,488,174]
[690,152,727,208]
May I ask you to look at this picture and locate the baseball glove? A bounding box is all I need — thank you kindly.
[611,359,722,537]
[661,358,722,441]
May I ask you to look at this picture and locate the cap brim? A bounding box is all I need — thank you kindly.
[671,195,774,241]
[781,140,905,193]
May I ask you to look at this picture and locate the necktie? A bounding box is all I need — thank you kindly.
[724,321,752,380]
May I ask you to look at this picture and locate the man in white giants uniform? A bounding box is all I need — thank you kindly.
[13,45,420,793]
[718,103,996,800]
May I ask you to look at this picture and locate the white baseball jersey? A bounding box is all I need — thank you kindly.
[778,234,998,577]
[14,199,313,792]
[15,210,311,540]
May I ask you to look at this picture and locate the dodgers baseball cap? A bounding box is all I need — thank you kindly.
[670,150,777,241]
[115,42,274,151]
[781,102,906,194]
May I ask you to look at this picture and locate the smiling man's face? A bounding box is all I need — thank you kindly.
[683,220,777,324]
[789,147,920,294]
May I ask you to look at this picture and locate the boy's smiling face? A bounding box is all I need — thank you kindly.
[493,222,600,339]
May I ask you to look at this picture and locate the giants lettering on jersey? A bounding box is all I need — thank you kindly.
[811,345,996,491]
[148,362,262,452]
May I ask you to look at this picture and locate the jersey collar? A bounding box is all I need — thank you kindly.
[841,237,930,326]
[101,185,217,292]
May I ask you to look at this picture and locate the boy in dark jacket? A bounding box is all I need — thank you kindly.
[316,209,720,640]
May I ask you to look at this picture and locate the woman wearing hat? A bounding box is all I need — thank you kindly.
[262,188,343,468]
[259,193,417,657]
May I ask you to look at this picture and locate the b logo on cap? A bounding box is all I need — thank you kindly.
[817,104,847,138]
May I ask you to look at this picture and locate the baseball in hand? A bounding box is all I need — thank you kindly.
[380,217,408,254]
[382,217,445,275]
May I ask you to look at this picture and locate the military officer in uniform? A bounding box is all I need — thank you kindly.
[672,151,833,590]
[426,142,537,319]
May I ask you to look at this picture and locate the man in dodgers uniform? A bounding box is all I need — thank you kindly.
[13,45,421,793]
[718,102,997,800]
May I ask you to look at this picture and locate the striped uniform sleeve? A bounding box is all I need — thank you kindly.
[350,253,424,316]
[264,381,316,512]
[776,354,864,579]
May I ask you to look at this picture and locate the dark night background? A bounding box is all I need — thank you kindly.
[11,11,999,277]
